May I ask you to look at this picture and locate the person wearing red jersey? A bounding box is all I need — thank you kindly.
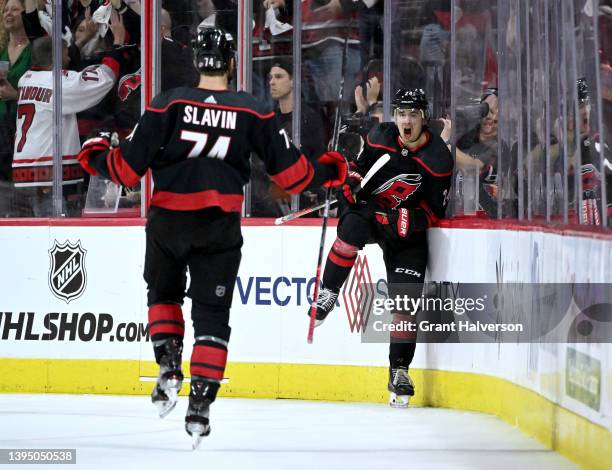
[311,88,453,408]
[76,26,347,447]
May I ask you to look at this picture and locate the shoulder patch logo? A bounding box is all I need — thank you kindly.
[48,240,87,303]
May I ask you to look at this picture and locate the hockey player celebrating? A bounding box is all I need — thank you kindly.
[77,26,347,447]
[311,88,453,407]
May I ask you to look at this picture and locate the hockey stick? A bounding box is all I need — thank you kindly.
[274,153,391,225]
[307,38,350,344]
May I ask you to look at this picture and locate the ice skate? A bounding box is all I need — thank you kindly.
[308,286,339,327]
[388,367,415,408]
[151,337,184,418]
[185,378,213,450]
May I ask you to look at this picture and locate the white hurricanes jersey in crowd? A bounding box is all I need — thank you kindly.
[12,63,117,187]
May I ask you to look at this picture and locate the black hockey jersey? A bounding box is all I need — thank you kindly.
[82,86,334,212]
[356,122,454,230]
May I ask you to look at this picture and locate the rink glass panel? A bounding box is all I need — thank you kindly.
[449,0,610,226]
[248,0,295,218]
[1,0,609,228]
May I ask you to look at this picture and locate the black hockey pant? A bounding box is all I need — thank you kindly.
[144,207,242,401]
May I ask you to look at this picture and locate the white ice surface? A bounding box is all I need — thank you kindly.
[0,394,577,470]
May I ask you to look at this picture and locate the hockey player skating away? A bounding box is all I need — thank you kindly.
[77,26,347,448]
[311,88,453,407]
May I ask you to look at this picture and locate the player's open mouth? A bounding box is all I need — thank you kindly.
[403,128,412,139]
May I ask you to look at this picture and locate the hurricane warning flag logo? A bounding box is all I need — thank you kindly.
[342,255,375,333]
[48,240,87,303]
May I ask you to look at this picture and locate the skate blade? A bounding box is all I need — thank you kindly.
[187,423,210,450]
[155,388,179,419]
[192,432,204,450]
[389,392,410,408]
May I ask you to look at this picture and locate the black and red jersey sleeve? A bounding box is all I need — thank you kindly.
[248,100,334,194]
[84,93,170,188]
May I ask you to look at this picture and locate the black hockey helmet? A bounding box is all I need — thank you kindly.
[193,26,235,73]
[577,77,589,103]
[392,88,429,118]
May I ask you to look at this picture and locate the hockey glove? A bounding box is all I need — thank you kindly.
[318,151,348,188]
[77,130,118,176]
[338,170,363,205]
[375,208,412,240]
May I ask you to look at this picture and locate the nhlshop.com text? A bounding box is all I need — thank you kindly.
[0,312,150,342]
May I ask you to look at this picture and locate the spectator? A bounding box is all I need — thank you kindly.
[356,0,382,71]
[301,0,361,134]
[531,78,612,223]
[251,58,327,217]
[251,0,293,105]
[0,0,30,126]
[160,7,172,39]
[0,0,31,215]
[11,35,121,216]
[72,7,105,68]
[455,88,503,217]
[193,0,237,37]
[418,0,451,118]
[158,8,199,91]
[269,58,325,158]
[354,58,381,115]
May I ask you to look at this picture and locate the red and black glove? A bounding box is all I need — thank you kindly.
[339,170,363,205]
[77,130,118,176]
[318,151,348,188]
[375,208,412,240]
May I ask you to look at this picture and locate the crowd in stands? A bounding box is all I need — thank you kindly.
[0,0,609,225]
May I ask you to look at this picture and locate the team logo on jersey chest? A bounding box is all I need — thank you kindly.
[372,173,422,208]
[48,240,87,303]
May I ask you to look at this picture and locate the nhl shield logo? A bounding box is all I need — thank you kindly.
[48,240,87,303]
[215,285,226,297]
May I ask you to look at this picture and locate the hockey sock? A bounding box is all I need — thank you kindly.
[389,342,416,368]
[148,303,185,342]
[190,337,228,403]
[322,237,360,291]
[389,313,417,368]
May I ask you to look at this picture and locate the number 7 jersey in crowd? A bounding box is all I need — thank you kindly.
[12,58,120,188]
[79,87,332,212]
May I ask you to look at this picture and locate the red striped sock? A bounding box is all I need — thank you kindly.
[190,344,228,381]
[148,304,184,339]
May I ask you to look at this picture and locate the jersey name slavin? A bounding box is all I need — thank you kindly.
[183,105,237,130]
